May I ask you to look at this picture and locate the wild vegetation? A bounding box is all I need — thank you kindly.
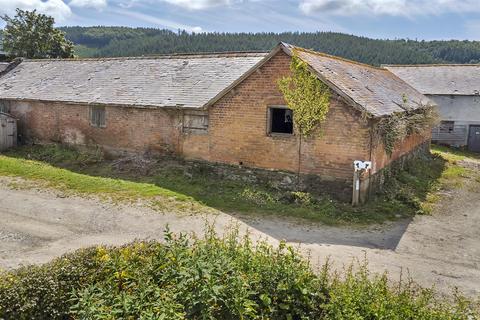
[53,27,480,65]
[0,227,477,319]
[375,106,440,155]
[0,143,469,225]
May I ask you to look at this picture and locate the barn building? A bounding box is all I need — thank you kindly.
[385,65,480,152]
[0,43,434,202]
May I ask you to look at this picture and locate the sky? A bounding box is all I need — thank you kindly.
[0,0,480,40]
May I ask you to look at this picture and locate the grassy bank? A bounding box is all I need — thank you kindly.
[0,154,204,214]
[0,144,469,224]
[0,228,477,319]
[432,144,480,162]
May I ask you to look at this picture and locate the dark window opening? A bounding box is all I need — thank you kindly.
[269,107,293,134]
[90,106,106,128]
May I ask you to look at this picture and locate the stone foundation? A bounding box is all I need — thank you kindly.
[183,159,352,202]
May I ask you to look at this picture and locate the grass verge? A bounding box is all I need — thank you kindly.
[0,153,204,213]
[431,144,480,162]
[1,144,473,225]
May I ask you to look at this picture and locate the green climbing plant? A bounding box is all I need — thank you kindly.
[375,105,439,155]
[278,54,331,137]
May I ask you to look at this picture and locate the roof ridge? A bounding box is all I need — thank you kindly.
[24,51,269,62]
[278,42,433,117]
[283,43,384,70]
[383,63,480,67]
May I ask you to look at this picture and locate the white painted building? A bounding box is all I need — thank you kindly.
[385,65,480,152]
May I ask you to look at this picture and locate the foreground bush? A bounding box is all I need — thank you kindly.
[0,228,477,319]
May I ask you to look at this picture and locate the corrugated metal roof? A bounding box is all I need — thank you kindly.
[281,44,433,117]
[384,65,480,96]
[0,53,267,108]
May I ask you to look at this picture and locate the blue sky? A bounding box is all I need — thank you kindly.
[1,0,480,40]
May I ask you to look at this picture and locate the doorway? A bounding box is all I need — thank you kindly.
[468,125,480,152]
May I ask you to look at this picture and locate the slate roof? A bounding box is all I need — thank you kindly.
[384,65,480,96]
[0,43,432,117]
[0,53,267,108]
[0,63,8,73]
[280,44,433,117]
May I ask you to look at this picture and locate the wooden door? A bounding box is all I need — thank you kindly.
[0,116,16,151]
[468,125,480,153]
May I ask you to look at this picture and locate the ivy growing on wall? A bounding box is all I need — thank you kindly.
[375,105,439,155]
[278,52,438,164]
[278,54,331,137]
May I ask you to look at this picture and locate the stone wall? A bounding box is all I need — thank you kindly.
[179,158,352,202]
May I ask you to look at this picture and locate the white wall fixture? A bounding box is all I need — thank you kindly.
[354,160,372,171]
[352,160,373,205]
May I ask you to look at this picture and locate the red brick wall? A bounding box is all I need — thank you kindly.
[185,51,372,182]
[8,101,182,154]
[4,50,431,187]
[371,129,432,174]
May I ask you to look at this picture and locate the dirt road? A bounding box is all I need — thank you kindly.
[0,176,479,297]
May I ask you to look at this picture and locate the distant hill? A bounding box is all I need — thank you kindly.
[59,27,480,66]
[2,26,480,66]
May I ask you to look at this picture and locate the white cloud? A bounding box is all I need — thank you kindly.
[70,0,107,10]
[0,0,72,22]
[300,0,480,16]
[113,8,203,32]
[162,0,232,10]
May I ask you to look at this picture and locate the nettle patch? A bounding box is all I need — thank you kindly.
[278,54,331,137]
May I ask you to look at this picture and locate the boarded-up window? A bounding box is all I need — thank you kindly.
[0,101,10,114]
[183,111,208,134]
[90,106,106,128]
[439,121,454,133]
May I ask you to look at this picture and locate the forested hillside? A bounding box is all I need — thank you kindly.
[3,26,480,65]
[60,27,480,65]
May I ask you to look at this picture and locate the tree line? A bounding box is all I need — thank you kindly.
[61,26,480,65]
[2,18,480,65]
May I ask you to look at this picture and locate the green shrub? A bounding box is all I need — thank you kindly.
[0,228,477,320]
[0,247,102,319]
[240,187,276,205]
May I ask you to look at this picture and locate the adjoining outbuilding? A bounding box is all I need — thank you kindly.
[385,65,480,152]
[0,43,435,202]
